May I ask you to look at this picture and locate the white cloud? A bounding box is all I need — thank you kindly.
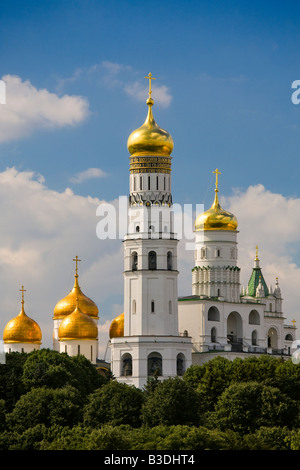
[0,75,89,143]
[124,81,172,108]
[70,167,107,184]
[100,61,173,106]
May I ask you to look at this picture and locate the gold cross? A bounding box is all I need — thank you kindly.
[213,168,221,191]
[255,245,259,260]
[145,73,156,99]
[292,319,296,327]
[73,255,81,276]
[20,285,26,305]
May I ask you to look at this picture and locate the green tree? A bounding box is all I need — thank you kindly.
[0,352,27,411]
[243,426,291,450]
[212,381,299,435]
[22,349,106,395]
[6,385,83,432]
[83,381,144,428]
[194,357,233,411]
[141,377,200,427]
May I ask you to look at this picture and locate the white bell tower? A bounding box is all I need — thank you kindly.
[110,74,192,388]
[192,169,240,302]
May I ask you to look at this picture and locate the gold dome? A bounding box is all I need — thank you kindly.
[127,73,173,157]
[58,300,98,341]
[53,257,99,320]
[195,169,238,231]
[3,287,42,344]
[109,312,124,339]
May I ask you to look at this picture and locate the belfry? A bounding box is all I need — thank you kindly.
[109,74,192,388]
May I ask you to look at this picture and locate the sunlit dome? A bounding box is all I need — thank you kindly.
[53,256,99,320]
[58,299,98,341]
[195,169,238,231]
[109,312,124,339]
[127,73,173,157]
[3,286,42,344]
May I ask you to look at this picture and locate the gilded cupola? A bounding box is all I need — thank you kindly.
[53,256,99,320]
[127,73,173,173]
[109,312,124,339]
[195,169,238,231]
[3,286,42,344]
[58,298,98,341]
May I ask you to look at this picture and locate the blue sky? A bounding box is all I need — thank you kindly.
[1,0,300,201]
[1,0,300,352]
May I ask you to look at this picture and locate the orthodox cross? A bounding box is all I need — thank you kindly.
[73,255,81,276]
[145,73,156,99]
[20,285,26,306]
[213,168,221,192]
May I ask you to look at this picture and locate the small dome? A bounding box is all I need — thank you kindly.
[53,273,98,320]
[195,191,238,231]
[109,313,124,339]
[127,97,173,157]
[195,169,238,231]
[3,288,42,344]
[58,301,98,341]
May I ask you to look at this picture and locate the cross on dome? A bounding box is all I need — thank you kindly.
[213,168,221,192]
[145,72,156,100]
[73,255,81,276]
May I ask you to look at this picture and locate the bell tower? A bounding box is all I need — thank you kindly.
[110,74,192,388]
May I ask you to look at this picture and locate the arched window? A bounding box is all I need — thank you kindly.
[211,327,217,342]
[148,352,162,376]
[208,306,220,321]
[167,251,172,270]
[121,353,132,376]
[169,300,172,314]
[132,299,136,314]
[249,310,260,325]
[251,330,258,346]
[148,175,151,190]
[285,334,293,341]
[140,176,142,190]
[156,175,159,190]
[177,353,185,376]
[151,300,155,313]
[148,251,157,270]
[132,251,138,271]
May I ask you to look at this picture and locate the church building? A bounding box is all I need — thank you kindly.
[178,169,297,363]
[109,74,192,389]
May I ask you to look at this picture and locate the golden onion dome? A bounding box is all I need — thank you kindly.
[3,287,42,344]
[127,73,173,157]
[53,257,98,320]
[195,169,238,232]
[58,300,98,341]
[109,312,124,339]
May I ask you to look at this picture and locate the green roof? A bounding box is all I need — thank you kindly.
[247,267,269,297]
